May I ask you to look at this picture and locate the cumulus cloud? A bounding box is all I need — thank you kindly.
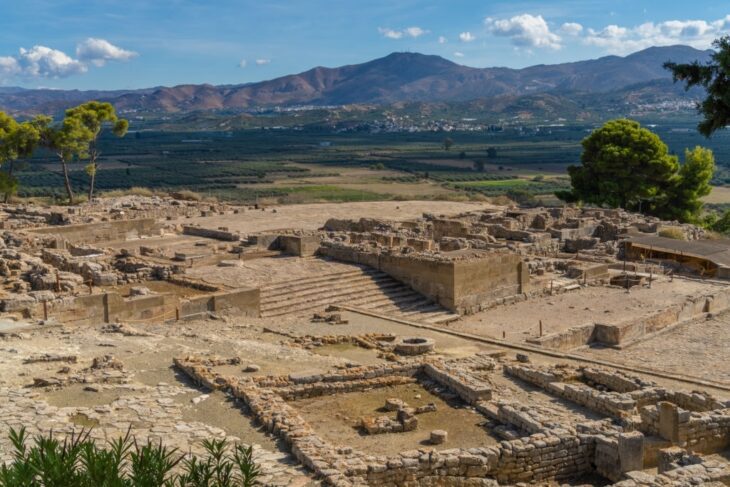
[0,56,20,77]
[76,38,136,66]
[16,46,87,78]
[584,15,730,53]
[438,36,447,44]
[378,26,429,40]
[485,14,561,49]
[560,22,583,36]
[238,59,247,68]
[0,38,136,81]
[453,51,465,58]
[459,31,476,42]
[255,59,271,65]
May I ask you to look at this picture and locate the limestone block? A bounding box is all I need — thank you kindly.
[430,430,448,445]
[619,431,644,473]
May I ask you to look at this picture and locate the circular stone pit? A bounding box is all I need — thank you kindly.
[394,337,435,356]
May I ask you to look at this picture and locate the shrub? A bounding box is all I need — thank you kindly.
[0,427,260,487]
[171,189,204,202]
[658,227,686,240]
[103,187,157,198]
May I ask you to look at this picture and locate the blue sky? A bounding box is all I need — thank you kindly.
[0,0,728,90]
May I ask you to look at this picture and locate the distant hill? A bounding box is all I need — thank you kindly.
[0,45,712,115]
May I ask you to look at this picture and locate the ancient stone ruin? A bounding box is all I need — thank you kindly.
[2,196,730,486]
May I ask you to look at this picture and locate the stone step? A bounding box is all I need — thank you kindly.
[260,285,409,317]
[400,302,444,316]
[424,312,461,324]
[260,279,405,312]
[258,263,457,321]
[347,288,423,308]
[260,274,400,305]
[260,268,381,293]
[360,294,432,313]
[261,300,335,318]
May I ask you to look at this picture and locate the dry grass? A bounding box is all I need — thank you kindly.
[170,189,216,202]
[702,186,730,204]
[658,227,686,240]
[102,187,157,198]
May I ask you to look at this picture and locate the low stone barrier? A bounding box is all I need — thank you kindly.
[182,225,240,241]
[174,354,604,485]
[529,288,730,351]
[423,361,493,404]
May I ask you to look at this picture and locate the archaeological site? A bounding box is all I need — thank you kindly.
[3,196,730,486]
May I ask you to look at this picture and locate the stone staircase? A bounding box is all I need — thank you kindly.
[259,266,460,324]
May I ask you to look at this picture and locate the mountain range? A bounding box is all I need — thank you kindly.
[0,45,712,116]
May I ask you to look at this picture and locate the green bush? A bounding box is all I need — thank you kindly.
[0,427,260,487]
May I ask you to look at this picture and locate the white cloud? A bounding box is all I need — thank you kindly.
[378,26,429,40]
[438,36,447,44]
[0,38,137,81]
[378,27,403,39]
[485,14,561,49]
[0,56,20,77]
[560,22,583,36]
[75,38,136,66]
[404,26,428,38]
[16,46,87,78]
[255,59,271,65]
[453,51,465,58]
[238,59,247,68]
[584,15,730,53]
[459,31,476,42]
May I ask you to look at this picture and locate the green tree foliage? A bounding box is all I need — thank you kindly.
[652,146,715,222]
[442,137,453,151]
[486,147,497,159]
[0,173,19,202]
[473,160,485,172]
[40,114,94,204]
[558,119,679,209]
[0,427,260,487]
[557,119,715,222]
[664,36,730,137]
[704,210,730,235]
[0,113,45,202]
[65,101,129,201]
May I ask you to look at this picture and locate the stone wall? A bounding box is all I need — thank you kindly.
[174,355,599,486]
[182,225,240,241]
[526,323,596,351]
[452,255,528,314]
[423,357,494,404]
[179,288,259,319]
[29,218,160,245]
[32,286,258,325]
[41,291,178,326]
[319,243,526,314]
[278,235,321,257]
[532,288,730,350]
